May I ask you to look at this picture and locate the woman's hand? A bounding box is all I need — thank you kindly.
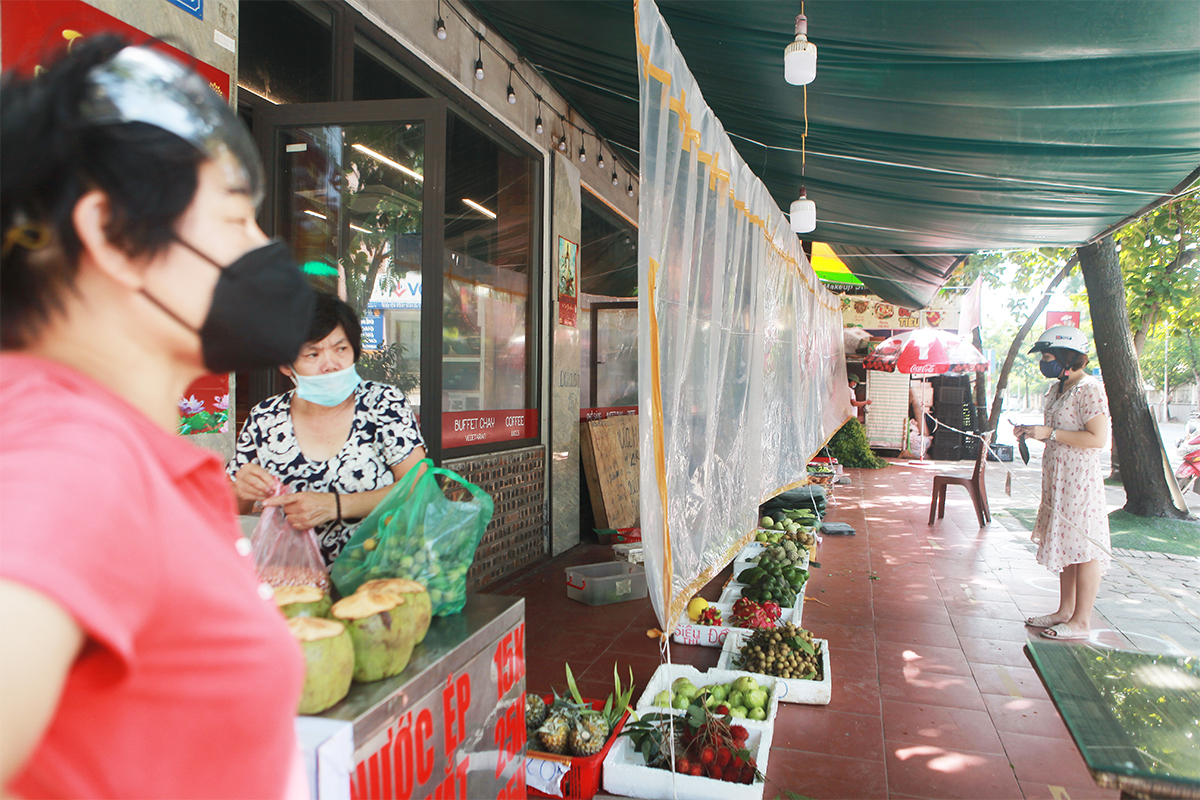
[232,463,279,507]
[261,491,338,530]
[1013,424,1052,441]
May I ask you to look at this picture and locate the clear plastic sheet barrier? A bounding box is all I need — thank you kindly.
[637,0,853,634]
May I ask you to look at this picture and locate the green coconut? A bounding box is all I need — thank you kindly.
[274,585,332,619]
[357,578,432,644]
[331,589,416,683]
[287,617,354,715]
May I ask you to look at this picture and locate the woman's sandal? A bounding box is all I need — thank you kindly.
[1039,623,1090,641]
[1024,614,1060,628]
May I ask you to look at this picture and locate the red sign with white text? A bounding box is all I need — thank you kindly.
[1,1,231,99]
[1046,311,1081,329]
[442,410,537,448]
[580,406,638,422]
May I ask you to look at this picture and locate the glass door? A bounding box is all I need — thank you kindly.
[259,99,447,457]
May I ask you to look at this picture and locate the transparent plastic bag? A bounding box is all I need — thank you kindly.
[250,484,330,591]
[330,459,494,616]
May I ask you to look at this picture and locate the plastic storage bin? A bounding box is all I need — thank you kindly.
[566,562,648,605]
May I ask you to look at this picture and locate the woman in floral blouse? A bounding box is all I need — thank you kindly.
[229,293,426,564]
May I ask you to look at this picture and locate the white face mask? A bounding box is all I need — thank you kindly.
[292,364,361,406]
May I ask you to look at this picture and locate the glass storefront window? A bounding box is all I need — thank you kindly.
[442,113,537,445]
[239,0,333,104]
[354,34,429,101]
[276,121,425,414]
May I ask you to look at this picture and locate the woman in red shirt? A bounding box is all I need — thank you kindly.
[1,38,316,798]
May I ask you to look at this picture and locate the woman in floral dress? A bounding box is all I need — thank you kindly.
[1014,326,1111,641]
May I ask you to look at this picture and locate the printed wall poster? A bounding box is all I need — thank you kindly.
[179,374,230,435]
[557,236,578,327]
[1046,311,1081,329]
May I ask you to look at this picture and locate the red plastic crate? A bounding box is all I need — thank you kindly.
[527,696,631,800]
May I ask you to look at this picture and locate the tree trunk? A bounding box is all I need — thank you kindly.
[1077,236,1188,519]
[987,258,1077,437]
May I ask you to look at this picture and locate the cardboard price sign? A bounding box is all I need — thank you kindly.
[351,622,526,800]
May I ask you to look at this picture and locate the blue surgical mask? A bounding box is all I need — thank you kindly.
[1039,358,1065,379]
[293,364,361,406]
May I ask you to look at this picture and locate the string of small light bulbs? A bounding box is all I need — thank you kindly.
[784,1,818,234]
[436,0,637,198]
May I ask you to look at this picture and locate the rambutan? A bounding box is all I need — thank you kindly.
[716,747,732,768]
[688,763,703,777]
[675,757,690,774]
[729,724,749,744]
[699,746,716,765]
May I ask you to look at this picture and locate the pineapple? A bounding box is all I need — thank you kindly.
[568,714,610,757]
[525,694,547,729]
[537,712,569,754]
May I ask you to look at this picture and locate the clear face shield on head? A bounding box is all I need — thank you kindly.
[78,45,263,205]
[74,45,316,373]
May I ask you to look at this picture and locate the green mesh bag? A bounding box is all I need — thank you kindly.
[330,459,494,616]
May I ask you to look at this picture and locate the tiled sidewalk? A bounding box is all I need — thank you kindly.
[494,457,1197,799]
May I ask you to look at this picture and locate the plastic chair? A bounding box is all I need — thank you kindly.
[928,433,991,526]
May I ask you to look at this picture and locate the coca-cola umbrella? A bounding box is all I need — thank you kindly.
[863,329,988,376]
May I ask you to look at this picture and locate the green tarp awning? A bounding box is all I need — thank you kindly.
[471,0,1200,307]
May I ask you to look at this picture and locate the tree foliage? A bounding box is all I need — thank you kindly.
[1115,192,1200,354]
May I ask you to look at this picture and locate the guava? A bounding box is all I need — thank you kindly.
[748,706,767,721]
[727,690,744,709]
[707,684,728,703]
[671,676,695,693]
[732,676,758,695]
[672,693,690,710]
[760,516,773,527]
[653,690,673,708]
[745,688,769,710]
[729,705,748,719]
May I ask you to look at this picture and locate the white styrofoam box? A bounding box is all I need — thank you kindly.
[717,633,831,705]
[603,717,770,800]
[634,664,781,728]
[671,604,795,649]
[717,581,806,625]
[737,542,765,562]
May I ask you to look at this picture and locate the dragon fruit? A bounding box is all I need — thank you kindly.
[730,598,782,629]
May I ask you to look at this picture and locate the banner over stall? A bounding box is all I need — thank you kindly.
[636,0,852,635]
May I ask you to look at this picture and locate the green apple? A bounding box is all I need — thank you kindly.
[732,676,758,695]
[745,688,769,710]
[653,690,673,708]
[748,706,768,721]
[729,705,748,719]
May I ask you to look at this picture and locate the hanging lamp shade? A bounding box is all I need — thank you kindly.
[784,14,817,85]
[791,187,816,233]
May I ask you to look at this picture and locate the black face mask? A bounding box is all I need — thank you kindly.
[143,239,315,373]
[1039,358,1066,380]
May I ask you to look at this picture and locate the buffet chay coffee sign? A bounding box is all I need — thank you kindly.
[351,622,526,800]
[442,410,537,448]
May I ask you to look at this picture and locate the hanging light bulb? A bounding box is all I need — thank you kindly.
[474,38,484,81]
[436,0,446,39]
[612,170,619,186]
[790,186,816,233]
[507,67,517,104]
[598,148,605,169]
[579,142,587,163]
[627,180,635,198]
[535,115,544,134]
[557,134,567,152]
[784,12,817,85]
[1144,237,1152,247]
